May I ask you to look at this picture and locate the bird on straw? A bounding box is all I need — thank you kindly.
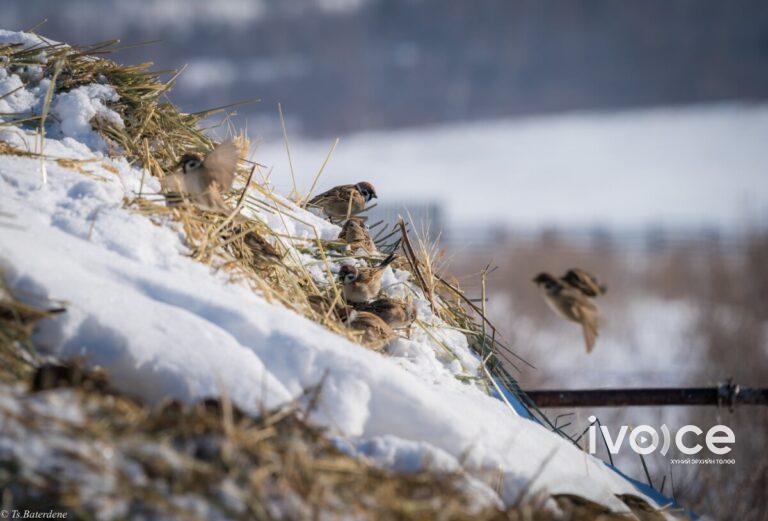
[353,296,417,329]
[161,141,240,212]
[338,253,397,303]
[307,294,351,322]
[307,182,377,221]
[346,310,396,351]
[222,224,283,265]
[532,269,607,353]
[338,217,378,254]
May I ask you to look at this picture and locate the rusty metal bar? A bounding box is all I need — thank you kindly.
[524,383,768,408]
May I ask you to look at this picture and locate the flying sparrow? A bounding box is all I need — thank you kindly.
[338,217,377,254]
[353,296,416,329]
[532,272,601,353]
[338,253,397,303]
[307,182,377,220]
[347,310,396,351]
[161,141,240,211]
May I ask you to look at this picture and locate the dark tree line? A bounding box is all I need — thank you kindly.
[7,0,768,136]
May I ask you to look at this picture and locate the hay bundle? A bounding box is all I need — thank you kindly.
[1,31,539,421]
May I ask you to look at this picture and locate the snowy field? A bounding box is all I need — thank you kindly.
[256,104,768,229]
[0,29,682,516]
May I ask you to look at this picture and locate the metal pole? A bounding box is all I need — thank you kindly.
[524,384,768,408]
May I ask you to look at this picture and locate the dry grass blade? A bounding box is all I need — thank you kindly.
[278,102,298,200]
[301,137,339,207]
[397,217,437,313]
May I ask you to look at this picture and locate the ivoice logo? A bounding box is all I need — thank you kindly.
[586,416,735,457]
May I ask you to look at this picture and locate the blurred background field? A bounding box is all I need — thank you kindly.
[5,1,768,517]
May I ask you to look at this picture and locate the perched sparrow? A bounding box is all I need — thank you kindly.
[161,141,240,211]
[308,182,377,220]
[354,297,416,329]
[242,229,282,262]
[307,294,350,322]
[533,272,601,353]
[220,223,282,265]
[338,217,377,254]
[347,310,396,351]
[561,268,607,297]
[338,253,396,303]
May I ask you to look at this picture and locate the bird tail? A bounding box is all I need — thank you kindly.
[582,320,598,353]
[378,252,397,268]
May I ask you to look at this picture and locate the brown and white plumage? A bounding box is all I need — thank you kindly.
[308,182,377,220]
[161,141,240,211]
[220,222,282,266]
[347,310,396,351]
[338,253,396,303]
[338,217,377,254]
[307,294,350,322]
[243,230,282,262]
[354,297,416,329]
[533,272,602,353]
[561,268,607,298]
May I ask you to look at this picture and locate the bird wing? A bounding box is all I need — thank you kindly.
[357,267,378,284]
[203,141,239,190]
[556,288,596,315]
[345,222,376,250]
[562,268,606,297]
[308,185,353,206]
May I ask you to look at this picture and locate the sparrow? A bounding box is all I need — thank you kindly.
[31,362,110,393]
[532,271,602,353]
[307,182,377,220]
[244,231,280,260]
[338,217,377,254]
[347,310,396,351]
[338,253,397,303]
[353,297,416,329]
[161,141,240,211]
[307,294,350,322]
[219,223,282,267]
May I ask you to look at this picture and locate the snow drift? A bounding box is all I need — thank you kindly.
[0,29,678,516]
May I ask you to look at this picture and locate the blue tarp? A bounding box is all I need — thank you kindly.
[491,376,693,518]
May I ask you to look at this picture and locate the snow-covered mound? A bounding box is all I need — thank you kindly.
[0,29,675,516]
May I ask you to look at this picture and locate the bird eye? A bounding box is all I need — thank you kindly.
[181,159,201,174]
[344,273,356,283]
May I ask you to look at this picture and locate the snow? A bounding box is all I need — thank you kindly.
[51,84,123,150]
[0,30,675,515]
[257,103,768,230]
[0,28,52,49]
